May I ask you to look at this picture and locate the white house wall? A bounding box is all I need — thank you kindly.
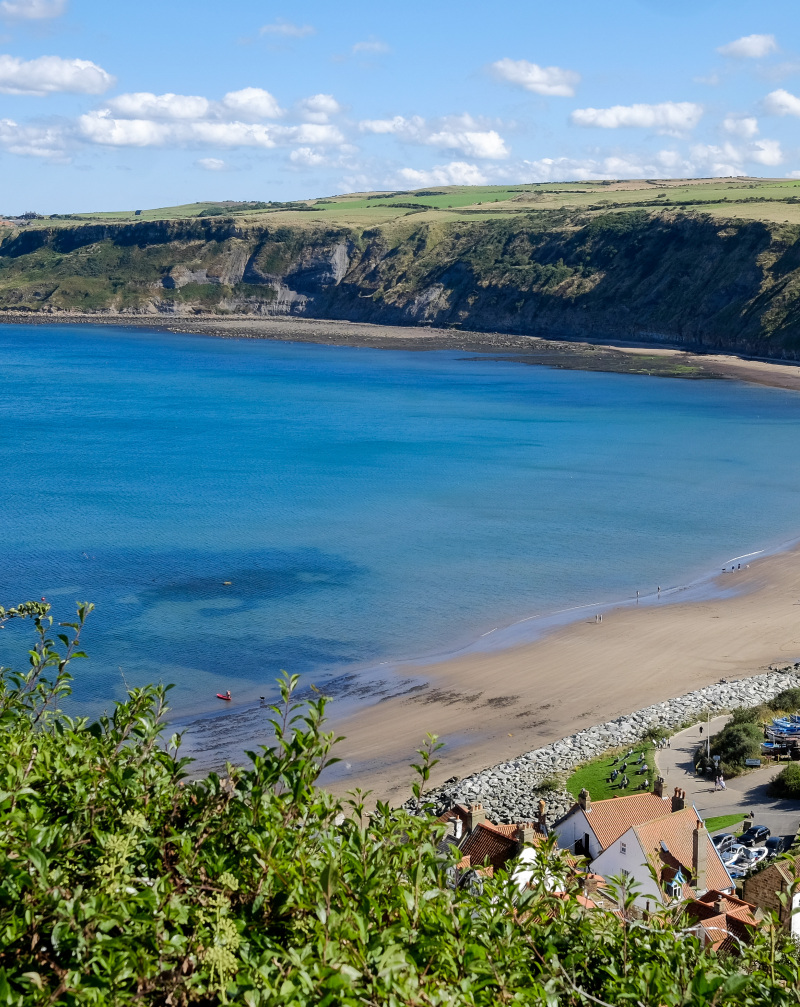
[590,828,667,909]
[552,809,603,860]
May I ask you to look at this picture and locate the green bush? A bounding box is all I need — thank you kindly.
[729,704,771,726]
[1,601,799,1005]
[705,722,763,777]
[769,762,800,799]
[769,686,800,712]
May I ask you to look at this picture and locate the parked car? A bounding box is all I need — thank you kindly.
[764,836,788,858]
[738,825,770,847]
[712,833,736,855]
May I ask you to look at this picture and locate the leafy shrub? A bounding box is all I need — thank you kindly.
[769,762,800,799]
[769,686,800,712]
[703,722,764,777]
[729,704,771,726]
[1,601,799,1005]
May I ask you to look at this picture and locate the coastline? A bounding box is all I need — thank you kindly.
[320,541,800,806]
[8,312,800,799]
[5,311,800,392]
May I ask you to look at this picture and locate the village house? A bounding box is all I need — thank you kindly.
[683,890,761,953]
[552,785,734,907]
[437,801,548,887]
[743,854,800,936]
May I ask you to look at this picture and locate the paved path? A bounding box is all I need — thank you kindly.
[656,717,800,841]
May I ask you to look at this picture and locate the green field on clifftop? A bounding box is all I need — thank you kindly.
[7,176,800,229]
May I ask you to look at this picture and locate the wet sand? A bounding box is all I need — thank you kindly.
[323,545,800,806]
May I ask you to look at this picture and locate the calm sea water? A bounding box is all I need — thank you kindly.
[3,323,800,718]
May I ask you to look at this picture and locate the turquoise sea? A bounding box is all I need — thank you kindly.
[3,322,800,720]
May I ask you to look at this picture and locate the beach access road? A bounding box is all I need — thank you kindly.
[656,717,800,842]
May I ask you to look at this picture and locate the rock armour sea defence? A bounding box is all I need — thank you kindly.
[416,670,798,827]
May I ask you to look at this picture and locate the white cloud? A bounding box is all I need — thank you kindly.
[298,93,342,123]
[691,137,783,171]
[490,58,580,97]
[106,92,211,120]
[518,148,709,183]
[717,34,777,59]
[222,87,283,120]
[359,112,509,159]
[0,117,68,158]
[259,19,314,38]
[0,0,65,19]
[290,146,326,166]
[722,114,759,138]
[78,108,344,149]
[196,157,228,171]
[352,39,389,54]
[397,160,488,186]
[426,126,508,159]
[570,101,703,135]
[763,88,800,116]
[0,54,114,95]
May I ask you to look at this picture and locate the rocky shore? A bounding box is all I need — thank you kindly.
[417,668,799,828]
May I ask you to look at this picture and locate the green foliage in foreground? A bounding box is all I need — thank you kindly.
[1,604,800,1006]
[769,762,800,799]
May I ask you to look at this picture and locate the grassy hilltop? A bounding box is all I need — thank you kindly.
[3,176,800,357]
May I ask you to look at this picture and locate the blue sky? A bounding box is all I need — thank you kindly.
[0,0,799,212]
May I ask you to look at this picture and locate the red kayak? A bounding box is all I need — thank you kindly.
[216,693,231,701]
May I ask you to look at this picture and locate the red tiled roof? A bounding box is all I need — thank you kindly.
[685,891,759,952]
[566,792,671,849]
[460,821,519,871]
[632,809,732,894]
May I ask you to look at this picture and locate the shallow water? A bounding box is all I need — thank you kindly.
[3,323,800,718]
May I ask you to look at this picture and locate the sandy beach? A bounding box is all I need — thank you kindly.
[323,544,800,806]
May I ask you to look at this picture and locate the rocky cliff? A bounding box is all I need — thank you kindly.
[2,209,800,358]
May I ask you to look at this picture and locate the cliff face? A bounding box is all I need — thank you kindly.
[2,210,800,357]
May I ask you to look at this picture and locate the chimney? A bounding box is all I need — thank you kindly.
[467,802,486,832]
[693,821,708,893]
[671,787,686,813]
[454,818,463,841]
[653,777,665,799]
[515,822,537,846]
[714,894,725,915]
[582,873,599,895]
[537,799,548,835]
[578,788,591,813]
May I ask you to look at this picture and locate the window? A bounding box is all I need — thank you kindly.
[621,869,630,879]
[620,843,627,855]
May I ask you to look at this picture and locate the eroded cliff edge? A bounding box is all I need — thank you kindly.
[2,209,800,358]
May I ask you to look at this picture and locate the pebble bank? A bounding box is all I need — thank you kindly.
[416,669,799,828]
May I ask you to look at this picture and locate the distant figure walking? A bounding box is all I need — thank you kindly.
[699,725,703,736]
[657,586,661,597]
[718,772,726,791]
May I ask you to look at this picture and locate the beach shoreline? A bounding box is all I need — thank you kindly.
[5,311,800,392]
[316,541,800,806]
